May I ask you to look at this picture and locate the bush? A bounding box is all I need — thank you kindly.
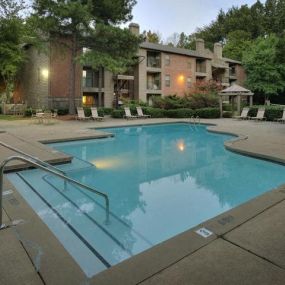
[223,111,232,118]
[24,107,34,117]
[111,109,125,118]
[246,105,284,121]
[57,108,69,116]
[264,106,283,121]
[142,107,165,118]
[187,93,219,109]
[164,108,195,118]
[195,108,220,118]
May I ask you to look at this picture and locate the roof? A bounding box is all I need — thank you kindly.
[219,84,254,96]
[139,42,212,59]
[222,57,241,64]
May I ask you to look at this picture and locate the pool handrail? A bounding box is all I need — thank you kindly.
[0,155,110,228]
[0,141,66,176]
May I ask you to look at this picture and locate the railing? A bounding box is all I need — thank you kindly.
[0,156,110,228]
[0,141,66,176]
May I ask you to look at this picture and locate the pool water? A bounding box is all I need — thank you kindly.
[7,123,285,277]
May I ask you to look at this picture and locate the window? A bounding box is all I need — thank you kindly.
[165,55,170,66]
[187,77,192,88]
[165,75,171,87]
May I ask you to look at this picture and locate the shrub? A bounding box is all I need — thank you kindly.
[99,107,113,115]
[142,107,165,118]
[187,93,219,109]
[57,108,69,116]
[111,109,125,118]
[195,108,220,118]
[223,111,232,118]
[24,107,34,117]
[264,106,283,121]
[164,108,195,118]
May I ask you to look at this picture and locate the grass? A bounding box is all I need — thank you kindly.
[0,114,26,121]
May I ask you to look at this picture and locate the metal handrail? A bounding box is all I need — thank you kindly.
[0,141,66,176]
[0,156,110,228]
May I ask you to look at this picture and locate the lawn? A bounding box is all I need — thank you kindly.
[0,115,26,121]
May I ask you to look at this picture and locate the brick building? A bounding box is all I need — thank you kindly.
[15,24,246,110]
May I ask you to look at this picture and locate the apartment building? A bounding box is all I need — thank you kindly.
[14,24,245,110]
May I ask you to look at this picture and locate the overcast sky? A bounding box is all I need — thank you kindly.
[125,0,265,40]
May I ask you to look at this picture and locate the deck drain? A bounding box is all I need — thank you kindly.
[195,227,213,238]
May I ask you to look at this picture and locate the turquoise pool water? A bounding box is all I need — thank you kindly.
[7,123,285,277]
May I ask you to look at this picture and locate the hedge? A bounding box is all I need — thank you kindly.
[111,107,221,119]
[247,106,284,121]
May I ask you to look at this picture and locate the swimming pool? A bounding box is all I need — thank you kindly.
[7,123,285,277]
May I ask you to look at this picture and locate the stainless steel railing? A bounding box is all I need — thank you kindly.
[0,141,66,176]
[0,156,110,228]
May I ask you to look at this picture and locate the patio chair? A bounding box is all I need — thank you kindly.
[274,108,285,123]
[249,108,266,121]
[76,107,91,121]
[91,107,104,121]
[136,106,151,119]
[233,107,249,120]
[124,107,138,120]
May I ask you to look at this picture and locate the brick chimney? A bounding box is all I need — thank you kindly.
[214,43,223,58]
[129,23,140,36]
[195,39,205,53]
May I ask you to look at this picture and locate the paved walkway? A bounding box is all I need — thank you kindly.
[0,117,284,284]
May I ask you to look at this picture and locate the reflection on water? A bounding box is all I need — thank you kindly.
[24,123,285,273]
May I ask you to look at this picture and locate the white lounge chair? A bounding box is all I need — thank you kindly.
[249,108,266,121]
[233,107,249,120]
[91,107,104,121]
[274,109,285,123]
[124,107,138,119]
[136,106,151,118]
[76,107,91,120]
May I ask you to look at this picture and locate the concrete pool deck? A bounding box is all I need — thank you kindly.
[0,117,285,284]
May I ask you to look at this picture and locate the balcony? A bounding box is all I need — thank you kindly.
[147,81,161,90]
[196,60,207,77]
[147,51,161,69]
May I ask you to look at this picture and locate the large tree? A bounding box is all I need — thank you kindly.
[242,34,285,101]
[32,0,140,114]
[223,30,251,61]
[0,0,30,103]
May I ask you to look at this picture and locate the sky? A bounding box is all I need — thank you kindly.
[125,0,265,41]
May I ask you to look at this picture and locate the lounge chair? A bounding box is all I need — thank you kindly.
[124,107,138,119]
[76,107,91,120]
[249,108,266,121]
[136,106,151,119]
[274,108,285,123]
[91,107,104,121]
[233,107,249,120]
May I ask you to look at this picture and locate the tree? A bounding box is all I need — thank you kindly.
[32,0,141,114]
[242,34,285,100]
[166,32,180,47]
[142,30,161,44]
[176,32,191,49]
[223,30,251,61]
[0,0,29,103]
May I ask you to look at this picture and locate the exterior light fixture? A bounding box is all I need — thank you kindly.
[41,69,49,79]
[82,96,87,105]
[178,75,185,83]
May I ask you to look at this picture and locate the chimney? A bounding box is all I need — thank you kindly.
[214,43,223,58]
[129,23,140,36]
[195,39,205,53]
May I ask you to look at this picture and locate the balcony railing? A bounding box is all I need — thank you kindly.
[196,64,207,73]
[147,81,161,90]
[147,57,161,68]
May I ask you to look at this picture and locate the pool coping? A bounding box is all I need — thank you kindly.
[2,120,285,284]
